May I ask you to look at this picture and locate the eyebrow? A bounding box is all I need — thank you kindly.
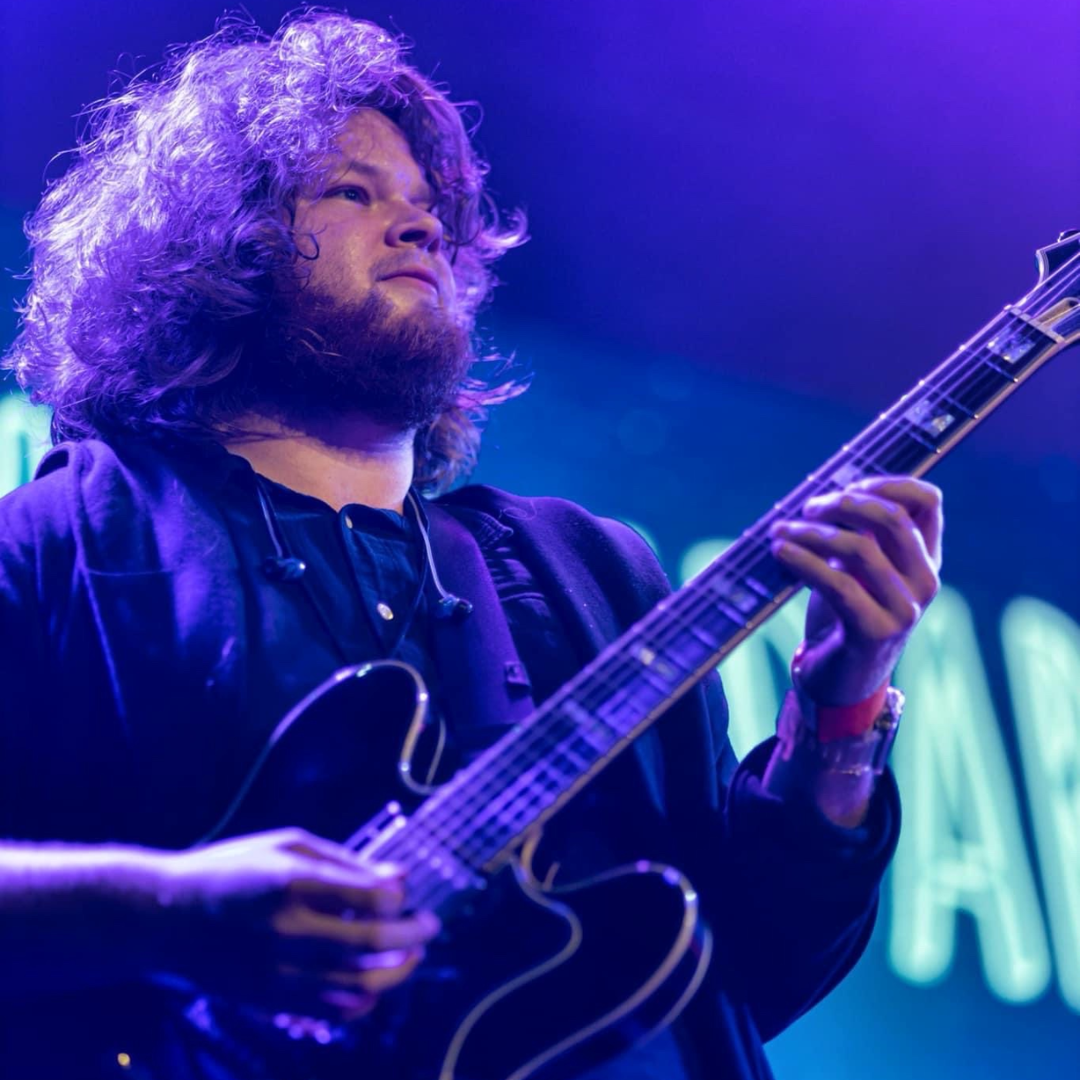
[341,159,436,207]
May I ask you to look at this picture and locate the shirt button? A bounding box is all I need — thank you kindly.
[343,513,354,529]
[376,602,394,621]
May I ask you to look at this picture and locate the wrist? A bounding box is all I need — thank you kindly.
[813,682,890,741]
[776,685,905,776]
[790,641,892,740]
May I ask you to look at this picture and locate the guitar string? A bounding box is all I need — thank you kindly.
[372,262,1080,876]
[414,318,1053,840]
[390,332,1052,878]
[375,311,1062,876]
[372,358,1011,878]
[397,255,1080,878]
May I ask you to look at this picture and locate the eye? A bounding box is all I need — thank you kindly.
[332,186,371,206]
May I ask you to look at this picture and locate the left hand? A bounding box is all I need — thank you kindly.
[767,477,943,705]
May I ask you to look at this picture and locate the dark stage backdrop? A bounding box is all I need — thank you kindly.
[1,1,1078,1077]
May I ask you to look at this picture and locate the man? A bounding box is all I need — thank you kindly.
[0,10,942,1079]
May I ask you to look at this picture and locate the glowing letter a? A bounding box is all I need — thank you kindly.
[889,587,1051,1003]
[1001,597,1080,1013]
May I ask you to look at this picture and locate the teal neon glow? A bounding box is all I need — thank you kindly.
[0,396,49,497]
[1001,597,1080,1012]
[618,518,663,562]
[889,586,1052,1003]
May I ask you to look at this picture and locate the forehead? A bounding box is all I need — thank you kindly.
[328,108,425,183]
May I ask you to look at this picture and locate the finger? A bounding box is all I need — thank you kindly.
[842,477,944,567]
[769,522,921,628]
[274,828,404,881]
[770,538,911,642]
[325,946,425,994]
[799,491,939,600]
[289,873,405,918]
[273,905,441,952]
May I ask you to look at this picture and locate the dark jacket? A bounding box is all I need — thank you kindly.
[0,436,900,1077]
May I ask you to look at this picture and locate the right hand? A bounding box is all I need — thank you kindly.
[151,827,440,1024]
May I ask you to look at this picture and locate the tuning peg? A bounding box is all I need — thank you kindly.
[1057,229,1080,241]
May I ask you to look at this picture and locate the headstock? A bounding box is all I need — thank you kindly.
[1022,231,1080,351]
[1036,229,1080,277]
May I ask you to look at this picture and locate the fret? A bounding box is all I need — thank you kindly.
[936,389,978,420]
[984,313,1057,372]
[981,355,1021,381]
[1003,305,1067,344]
[629,639,681,678]
[648,624,724,675]
[561,699,620,742]
[832,445,884,479]
[705,575,762,616]
[745,557,794,596]
[820,461,864,489]
[570,709,616,754]
[636,662,680,694]
[594,687,649,732]
[743,574,775,601]
[939,361,1014,413]
[874,427,938,474]
[896,418,941,453]
[903,396,959,441]
[711,595,752,627]
[687,623,721,649]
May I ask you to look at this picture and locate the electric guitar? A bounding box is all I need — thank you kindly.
[102,234,1080,1079]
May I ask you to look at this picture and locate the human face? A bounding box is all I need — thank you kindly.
[292,109,458,321]
[251,108,471,431]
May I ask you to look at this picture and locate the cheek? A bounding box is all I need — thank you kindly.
[310,235,379,293]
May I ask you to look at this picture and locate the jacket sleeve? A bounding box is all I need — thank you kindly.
[712,728,900,1040]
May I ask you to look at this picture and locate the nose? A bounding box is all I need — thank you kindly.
[387,204,443,255]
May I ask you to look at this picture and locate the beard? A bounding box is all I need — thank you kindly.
[250,282,473,430]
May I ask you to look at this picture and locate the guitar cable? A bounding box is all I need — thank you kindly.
[406,491,474,623]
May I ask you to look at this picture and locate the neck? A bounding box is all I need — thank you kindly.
[221,411,416,513]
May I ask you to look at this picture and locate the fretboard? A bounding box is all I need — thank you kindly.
[368,253,1080,912]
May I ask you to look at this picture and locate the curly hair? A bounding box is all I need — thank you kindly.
[3,8,528,493]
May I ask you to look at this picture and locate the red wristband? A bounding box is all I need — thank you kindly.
[791,641,891,742]
[815,683,890,742]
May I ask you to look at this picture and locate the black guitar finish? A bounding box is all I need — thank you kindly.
[164,661,711,1080]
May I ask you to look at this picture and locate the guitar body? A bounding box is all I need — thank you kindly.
[180,661,711,1080]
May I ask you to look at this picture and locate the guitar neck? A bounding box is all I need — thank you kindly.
[372,250,1080,903]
